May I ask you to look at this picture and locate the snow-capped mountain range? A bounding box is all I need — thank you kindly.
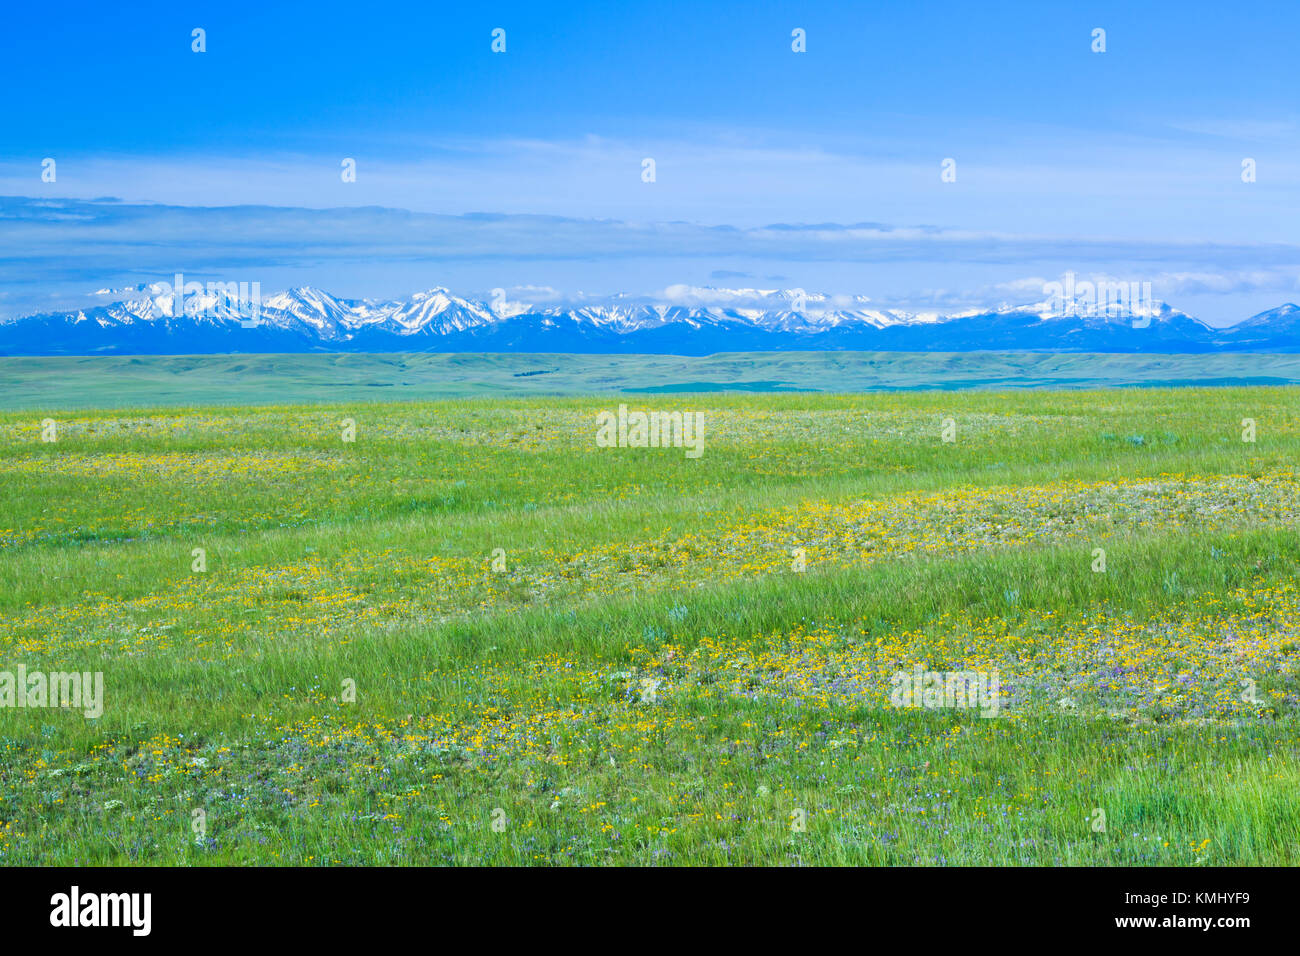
[2,285,1298,355]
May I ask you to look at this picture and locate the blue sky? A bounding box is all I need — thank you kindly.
[2,0,1298,323]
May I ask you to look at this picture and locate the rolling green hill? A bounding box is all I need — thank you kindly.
[3,351,1300,411]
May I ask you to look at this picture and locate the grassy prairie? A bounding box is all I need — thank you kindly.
[1,386,1299,864]
[4,351,1300,409]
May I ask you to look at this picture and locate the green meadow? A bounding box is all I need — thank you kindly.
[4,351,1300,409]
[1,377,1299,864]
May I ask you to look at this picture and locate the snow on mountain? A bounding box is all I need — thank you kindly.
[0,285,1295,355]
[1214,303,1300,350]
[260,287,357,333]
[378,289,498,334]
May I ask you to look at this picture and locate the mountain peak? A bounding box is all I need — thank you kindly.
[1,286,1295,356]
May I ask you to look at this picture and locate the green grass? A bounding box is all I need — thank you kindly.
[1,384,1298,864]
[4,351,1300,409]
